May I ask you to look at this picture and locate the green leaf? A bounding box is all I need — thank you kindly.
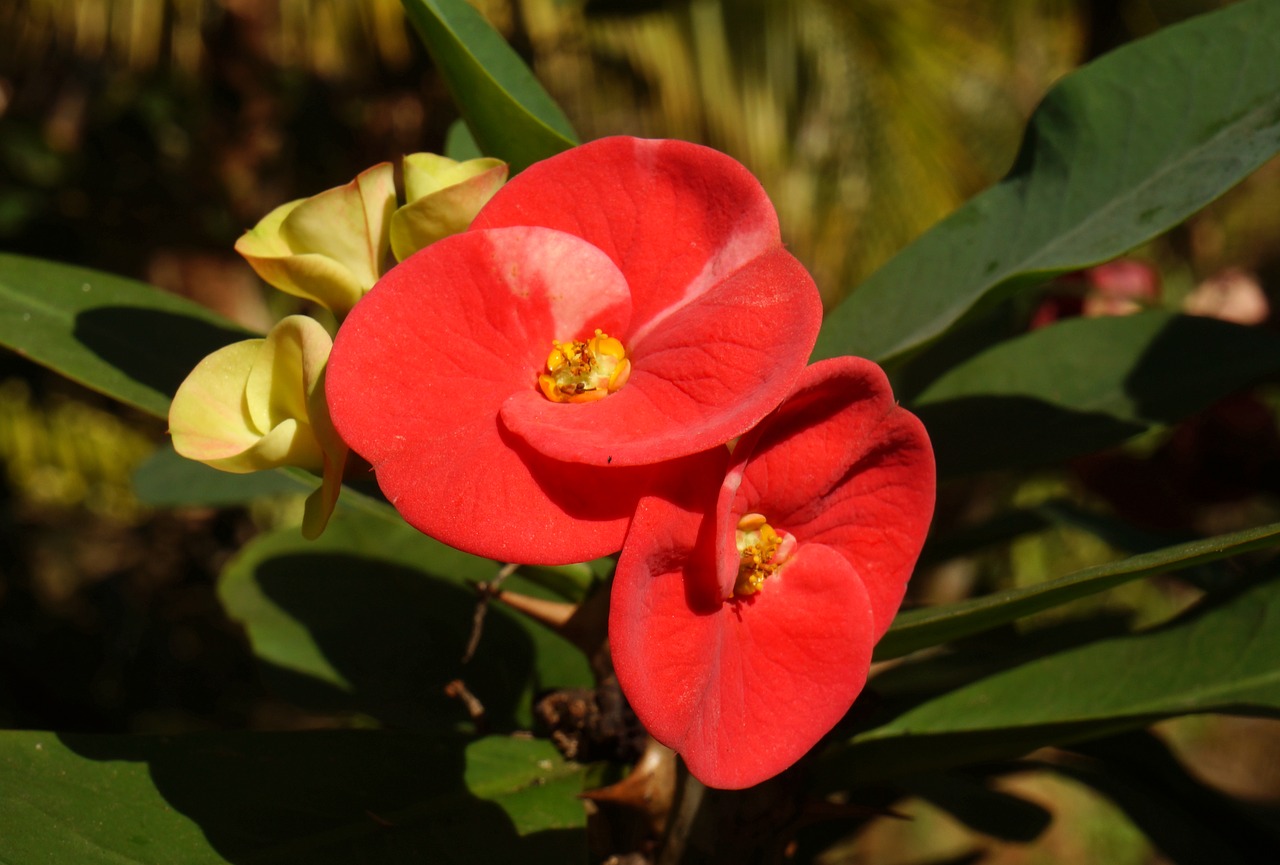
[133,443,311,506]
[0,730,586,864]
[879,519,1280,660]
[910,312,1280,476]
[465,737,590,836]
[444,117,484,161]
[400,0,578,173]
[814,0,1280,365]
[218,512,593,730]
[826,575,1280,786]
[0,253,251,418]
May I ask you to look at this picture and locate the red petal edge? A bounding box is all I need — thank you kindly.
[473,137,783,334]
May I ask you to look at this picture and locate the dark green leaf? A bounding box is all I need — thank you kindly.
[400,0,578,172]
[0,730,586,864]
[218,512,593,730]
[815,0,1280,364]
[910,313,1280,476]
[879,519,1280,660]
[827,575,1280,785]
[0,253,251,418]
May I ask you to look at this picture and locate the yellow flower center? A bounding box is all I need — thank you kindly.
[733,513,795,597]
[538,329,631,404]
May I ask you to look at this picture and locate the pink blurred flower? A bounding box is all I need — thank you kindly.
[1183,267,1270,326]
[1031,259,1162,329]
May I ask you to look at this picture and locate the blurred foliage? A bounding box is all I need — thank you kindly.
[0,375,154,518]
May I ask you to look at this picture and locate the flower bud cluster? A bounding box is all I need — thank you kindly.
[169,153,506,536]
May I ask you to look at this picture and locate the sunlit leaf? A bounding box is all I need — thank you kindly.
[879,519,1280,660]
[815,0,1280,364]
[400,0,577,172]
[0,253,250,418]
[826,575,1280,785]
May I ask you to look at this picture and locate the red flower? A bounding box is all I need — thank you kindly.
[326,137,821,564]
[610,357,935,788]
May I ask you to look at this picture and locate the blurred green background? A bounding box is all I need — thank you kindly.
[2,2,1278,863]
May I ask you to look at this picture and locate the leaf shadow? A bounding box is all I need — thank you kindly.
[73,305,251,406]
[914,395,1145,476]
[1119,314,1280,424]
[245,552,538,731]
[1053,730,1280,865]
[57,730,584,864]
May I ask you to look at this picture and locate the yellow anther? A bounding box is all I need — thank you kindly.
[538,329,630,404]
[734,516,793,598]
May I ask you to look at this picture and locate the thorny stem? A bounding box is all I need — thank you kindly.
[657,764,706,865]
[462,562,518,663]
[656,760,803,865]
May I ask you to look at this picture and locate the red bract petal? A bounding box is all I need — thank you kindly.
[473,137,782,334]
[475,137,821,467]
[717,357,936,637]
[327,226,639,563]
[501,247,821,465]
[612,467,876,790]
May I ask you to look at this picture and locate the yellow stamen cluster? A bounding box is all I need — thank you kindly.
[734,513,783,597]
[538,329,631,404]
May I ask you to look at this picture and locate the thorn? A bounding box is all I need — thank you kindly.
[580,737,678,833]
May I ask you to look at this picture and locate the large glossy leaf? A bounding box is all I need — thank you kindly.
[0,253,251,417]
[400,0,578,173]
[910,313,1280,476]
[218,511,593,730]
[0,730,586,864]
[824,574,1280,786]
[814,0,1280,365]
[879,519,1280,660]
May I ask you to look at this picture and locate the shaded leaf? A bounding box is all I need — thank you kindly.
[400,0,578,172]
[0,253,250,418]
[911,313,1280,476]
[826,575,1280,786]
[218,512,593,730]
[879,519,1280,660]
[815,0,1280,364]
[0,730,585,864]
[901,773,1052,843]
[1050,731,1280,865]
